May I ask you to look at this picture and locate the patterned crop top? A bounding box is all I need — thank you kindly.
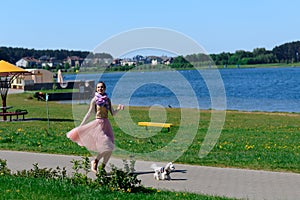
[96,105,109,118]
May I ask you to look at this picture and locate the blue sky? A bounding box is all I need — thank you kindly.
[1,0,299,54]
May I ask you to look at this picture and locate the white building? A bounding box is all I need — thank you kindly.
[16,57,40,68]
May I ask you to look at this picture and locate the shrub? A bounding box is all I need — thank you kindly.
[0,159,11,175]
[1,156,142,193]
[95,156,141,192]
[14,163,67,180]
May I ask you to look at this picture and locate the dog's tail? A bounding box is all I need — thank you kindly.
[150,163,157,170]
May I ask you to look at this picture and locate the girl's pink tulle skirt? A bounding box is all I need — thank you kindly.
[66,118,114,153]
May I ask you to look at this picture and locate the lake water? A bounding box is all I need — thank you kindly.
[64,67,300,113]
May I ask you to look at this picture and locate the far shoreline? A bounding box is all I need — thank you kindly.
[62,63,300,75]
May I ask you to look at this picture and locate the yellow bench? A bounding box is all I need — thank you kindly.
[138,122,173,132]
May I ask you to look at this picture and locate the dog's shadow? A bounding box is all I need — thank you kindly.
[132,169,188,181]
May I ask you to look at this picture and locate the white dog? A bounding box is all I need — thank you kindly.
[151,162,175,180]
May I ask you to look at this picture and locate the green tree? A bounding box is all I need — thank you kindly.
[171,56,193,68]
[64,62,70,71]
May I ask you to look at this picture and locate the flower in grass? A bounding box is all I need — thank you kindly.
[17,128,23,132]
[37,141,42,147]
[245,144,254,150]
[126,188,131,193]
[157,189,161,193]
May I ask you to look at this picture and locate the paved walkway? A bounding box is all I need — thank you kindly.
[0,150,299,200]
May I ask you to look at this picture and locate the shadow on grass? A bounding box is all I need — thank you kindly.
[24,118,75,122]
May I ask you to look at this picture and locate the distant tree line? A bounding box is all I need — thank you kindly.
[1,40,300,68]
[173,41,300,68]
[0,47,112,64]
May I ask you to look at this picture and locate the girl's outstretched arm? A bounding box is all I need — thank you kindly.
[108,98,124,116]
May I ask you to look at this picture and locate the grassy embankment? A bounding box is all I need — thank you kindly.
[1,92,299,173]
[0,92,298,199]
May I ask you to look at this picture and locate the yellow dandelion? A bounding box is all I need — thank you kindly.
[245,144,254,150]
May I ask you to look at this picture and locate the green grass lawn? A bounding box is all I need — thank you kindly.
[0,92,299,173]
[0,175,234,200]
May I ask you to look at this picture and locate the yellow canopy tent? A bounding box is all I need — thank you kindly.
[0,60,31,120]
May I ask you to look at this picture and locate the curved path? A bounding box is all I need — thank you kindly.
[0,150,299,200]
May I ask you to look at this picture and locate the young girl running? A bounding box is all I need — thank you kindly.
[67,81,124,173]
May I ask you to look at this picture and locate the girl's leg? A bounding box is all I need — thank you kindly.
[91,151,112,173]
[91,159,99,173]
[96,151,112,165]
[91,152,104,173]
[96,152,104,161]
[102,151,112,166]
